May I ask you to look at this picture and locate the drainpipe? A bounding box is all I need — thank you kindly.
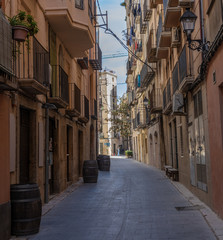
[44,107,49,203]
[199,0,205,56]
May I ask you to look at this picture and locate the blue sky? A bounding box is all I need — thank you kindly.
[98,0,127,98]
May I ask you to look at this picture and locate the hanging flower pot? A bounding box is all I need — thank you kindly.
[12,25,29,42]
[8,11,39,42]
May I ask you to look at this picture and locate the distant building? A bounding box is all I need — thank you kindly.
[98,70,119,155]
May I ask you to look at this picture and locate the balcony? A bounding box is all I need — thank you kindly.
[77,57,88,70]
[172,62,179,94]
[78,95,89,123]
[91,98,97,120]
[156,16,170,59]
[178,46,194,92]
[15,38,49,95]
[66,83,81,117]
[135,74,143,93]
[0,11,17,91]
[147,30,157,62]
[163,79,172,114]
[140,12,147,34]
[135,40,143,57]
[140,64,155,88]
[149,88,162,113]
[48,65,69,108]
[163,0,181,28]
[89,43,102,70]
[133,3,141,23]
[143,0,152,21]
[41,0,94,57]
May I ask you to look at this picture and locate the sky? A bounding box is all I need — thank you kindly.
[98,0,127,98]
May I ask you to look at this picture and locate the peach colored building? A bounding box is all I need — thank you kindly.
[204,0,223,219]
[0,0,101,238]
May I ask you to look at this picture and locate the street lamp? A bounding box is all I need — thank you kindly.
[180,8,209,52]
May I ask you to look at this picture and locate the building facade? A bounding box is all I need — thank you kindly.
[0,0,101,238]
[125,0,223,219]
[98,70,119,156]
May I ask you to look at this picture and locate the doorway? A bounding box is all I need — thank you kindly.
[67,125,73,182]
[49,118,55,195]
[90,124,94,160]
[173,119,179,169]
[20,108,30,184]
[78,130,83,177]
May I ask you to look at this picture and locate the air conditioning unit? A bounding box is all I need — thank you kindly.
[172,92,184,115]
[179,0,194,8]
[171,27,180,48]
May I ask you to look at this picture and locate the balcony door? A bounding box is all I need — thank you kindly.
[49,28,57,96]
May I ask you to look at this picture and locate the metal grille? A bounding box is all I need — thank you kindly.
[51,65,69,103]
[167,79,171,103]
[33,38,49,86]
[94,99,97,117]
[156,15,162,47]
[137,112,141,126]
[89,43,102,70]
[59,66,69,103]
[140,11,147,34]
[179,46,187,83]
[163,87,167,108]
[172,62,179,93]
[75,84,81,112]
[75,0,84,9]
[84,96,89,119]
[88,0,93,23]
[0,9,12,75]
[197,164,207,184]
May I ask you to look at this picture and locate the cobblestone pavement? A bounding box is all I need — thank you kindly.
[28,157,223,240]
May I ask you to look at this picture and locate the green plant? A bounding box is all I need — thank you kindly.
[8,11,39,36]
[125,150,133,158]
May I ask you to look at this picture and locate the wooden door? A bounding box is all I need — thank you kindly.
[20,108,30,184]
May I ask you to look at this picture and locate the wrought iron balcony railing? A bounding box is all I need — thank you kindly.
[66,83,81,117]
[79,95,89,123]
[89,43,102,70]
[140,64,155,88]
[49,65,69,108]
[91,98,97,120]
[149,88,162,113]
[14,37,49,94]
[0,9,16,91]
[172,62,179,94]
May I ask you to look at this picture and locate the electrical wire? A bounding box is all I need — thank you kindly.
[96,0,155,73]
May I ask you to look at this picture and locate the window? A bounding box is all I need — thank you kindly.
[180,126,183,156]
[75,0,84,9]
[88,0,93,23]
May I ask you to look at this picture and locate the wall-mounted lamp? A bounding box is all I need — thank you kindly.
[180,8,209,53]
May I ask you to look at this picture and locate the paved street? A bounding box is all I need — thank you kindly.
[30,157,217,240]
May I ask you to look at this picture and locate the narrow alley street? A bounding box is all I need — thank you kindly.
[29,157,218,240]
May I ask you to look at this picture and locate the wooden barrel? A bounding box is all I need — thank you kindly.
[97,155,110,171]
[10,184,42,236]
[83,160,98,183]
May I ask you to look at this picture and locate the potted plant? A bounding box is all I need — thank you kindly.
[125,150,133,158]
[8,11,39,42]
